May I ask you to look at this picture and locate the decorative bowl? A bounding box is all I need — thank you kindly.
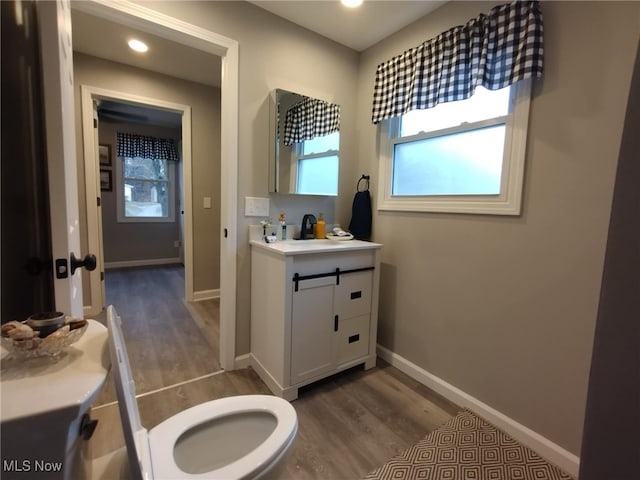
[1,320,88,359]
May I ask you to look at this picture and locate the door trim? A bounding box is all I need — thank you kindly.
[80,86,194,308]
[74,0,239,371]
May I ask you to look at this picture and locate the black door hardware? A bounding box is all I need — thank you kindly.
[70,253,97,275]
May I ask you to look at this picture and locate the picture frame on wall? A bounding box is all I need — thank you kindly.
[100,169,112,192]
[99,144,112,166]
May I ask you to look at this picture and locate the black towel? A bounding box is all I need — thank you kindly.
[349,190,372,240]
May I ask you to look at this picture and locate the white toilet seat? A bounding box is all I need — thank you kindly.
[106,306,297,480]
[148,395,297,479]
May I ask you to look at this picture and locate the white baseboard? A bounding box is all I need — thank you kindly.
[234,353,251,369]
[376,345,580,478]
[104,257,181,269]
[192,289,220,301]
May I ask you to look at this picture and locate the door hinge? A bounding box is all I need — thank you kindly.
[97,196,101,207]
[93,118,98,128]
[100,271,104,281]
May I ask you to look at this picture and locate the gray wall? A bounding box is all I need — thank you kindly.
[97,121,181,263]
[356,1,639,455]
[134,0,360,354]
[73,52,221,302]
[104,0,639,458]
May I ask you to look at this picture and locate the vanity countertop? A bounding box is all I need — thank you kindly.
[250,238,382,256]
[0,319,109,422]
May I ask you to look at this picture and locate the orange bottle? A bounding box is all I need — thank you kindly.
[315,213,326,239]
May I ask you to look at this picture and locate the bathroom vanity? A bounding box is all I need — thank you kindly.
[250,239,382,400]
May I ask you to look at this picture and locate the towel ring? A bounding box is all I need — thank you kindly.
[357,175,370,192]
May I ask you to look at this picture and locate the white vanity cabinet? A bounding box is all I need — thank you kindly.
[250,239,382,400]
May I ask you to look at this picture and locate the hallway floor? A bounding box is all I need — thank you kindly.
[92,265,220,406]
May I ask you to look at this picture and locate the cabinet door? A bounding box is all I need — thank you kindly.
[290,277,335,384]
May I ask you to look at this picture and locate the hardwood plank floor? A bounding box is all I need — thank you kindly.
[89,360,460,479]
[92,265,221,406]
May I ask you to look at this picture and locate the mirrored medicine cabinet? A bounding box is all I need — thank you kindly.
[268,89,341,196]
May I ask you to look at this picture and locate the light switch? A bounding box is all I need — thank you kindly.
[244,196,270,217]
[203,197,212,209]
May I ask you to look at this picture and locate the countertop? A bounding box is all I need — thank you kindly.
[0,319,109,422]
[250,238,382,256]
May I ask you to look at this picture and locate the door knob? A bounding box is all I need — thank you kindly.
[70,253,97,275]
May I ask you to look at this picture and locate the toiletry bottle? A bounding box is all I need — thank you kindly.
[315,213,326,239]
[279,212,287,240]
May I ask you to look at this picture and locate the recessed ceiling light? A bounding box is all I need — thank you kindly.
[341,0,363,8]
[128,39,148,53]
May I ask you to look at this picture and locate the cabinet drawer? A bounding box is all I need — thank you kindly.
[335,313,370,366]
[335,270,372,319]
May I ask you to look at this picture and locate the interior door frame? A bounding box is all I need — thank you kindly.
[73,0,239,371]
[81,86,193,309]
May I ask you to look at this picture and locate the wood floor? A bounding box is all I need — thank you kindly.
[89,361,460,479]
[92,265,221,406]
[89,265,461,478]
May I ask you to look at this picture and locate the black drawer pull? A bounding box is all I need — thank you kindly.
[348,334,360,343]
[334,315,339,332]
[350,291,362,300]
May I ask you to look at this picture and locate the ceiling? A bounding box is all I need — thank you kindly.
[71,1,445,126]
[250,1,445,52]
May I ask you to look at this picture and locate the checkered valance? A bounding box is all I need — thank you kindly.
[371,0,544,124]
[116,132,179,162]
[284,98,340,146]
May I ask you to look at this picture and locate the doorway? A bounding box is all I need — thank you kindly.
[72,1,239,370]
[80,87,194,312]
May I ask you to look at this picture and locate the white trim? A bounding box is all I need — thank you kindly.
[376,344,580,478]
[192,289,220,301]
[377,81,531,216]
[104,258,181,269]
[234,353,252,369]
[74,1,239,371]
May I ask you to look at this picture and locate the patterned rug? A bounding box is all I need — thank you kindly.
[364,409,574,480]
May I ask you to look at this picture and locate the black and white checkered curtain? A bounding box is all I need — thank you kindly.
[284,98,340,146]
[116,132,179,162]
[371,0,544,124]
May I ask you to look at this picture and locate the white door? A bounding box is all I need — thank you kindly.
[38,0,86,318]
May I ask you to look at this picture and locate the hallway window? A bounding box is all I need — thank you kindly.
[116,156,175,222]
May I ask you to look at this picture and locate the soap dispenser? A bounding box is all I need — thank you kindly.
[315,213,326,239]
[278,212,287,240]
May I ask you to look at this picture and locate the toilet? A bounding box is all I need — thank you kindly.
[106,306,298,480]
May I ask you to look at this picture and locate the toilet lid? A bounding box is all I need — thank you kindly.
[107,306,155,480]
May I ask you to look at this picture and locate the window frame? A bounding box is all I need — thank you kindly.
[115,155,176,223]
[289,135,340,196]
[377,80,532,215]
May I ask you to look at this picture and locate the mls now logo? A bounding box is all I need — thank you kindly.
[3,459,63,473]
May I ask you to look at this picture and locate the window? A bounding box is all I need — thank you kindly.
[378,80,532,215]
[292,131,339,196]
[116,155,175,223]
